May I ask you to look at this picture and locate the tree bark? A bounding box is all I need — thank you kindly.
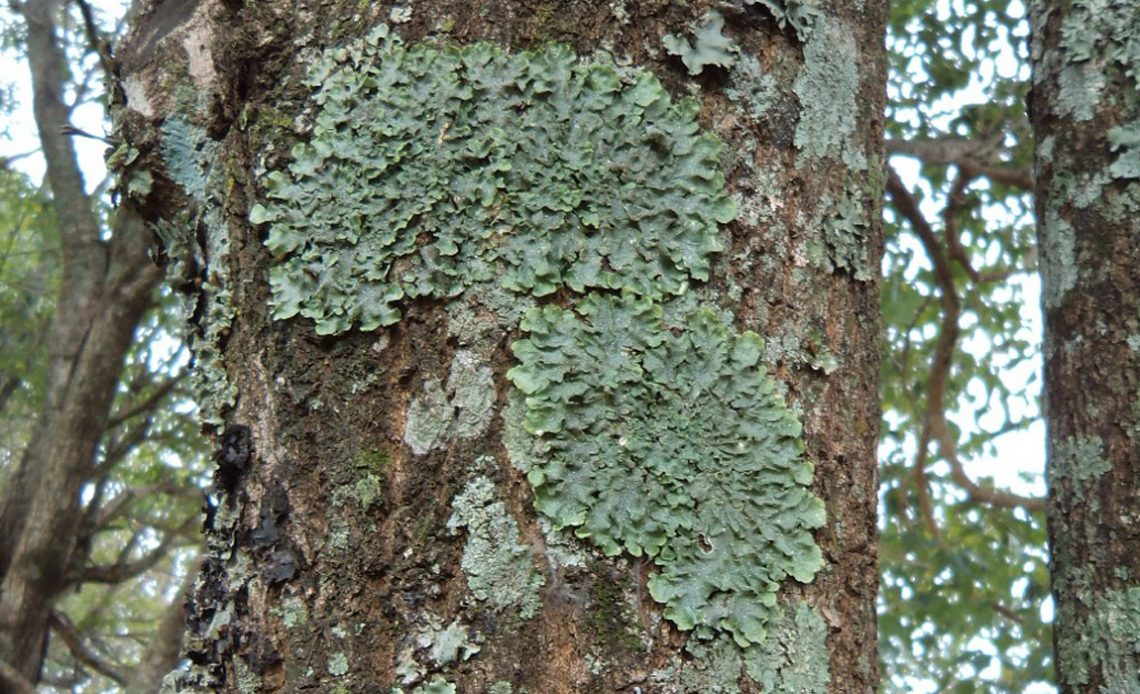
[1030,1,1140,690]
[120,0,885,691]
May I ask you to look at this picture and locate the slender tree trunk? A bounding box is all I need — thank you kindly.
[121,1,885,691]
[0,3,160,685]
[1030,1,1140,690]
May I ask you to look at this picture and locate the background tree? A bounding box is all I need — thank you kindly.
[878,0,1053,689]
[118,0,885,690]
[1029,0,1140,690]
[0,2,206,691]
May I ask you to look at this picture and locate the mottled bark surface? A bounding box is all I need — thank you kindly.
[119,0,884,691]
[1030,0,1140,690]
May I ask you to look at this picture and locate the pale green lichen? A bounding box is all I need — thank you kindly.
[416,677,457,694]
[1056,0,1140,180]
[488,682,513,694]
[507,293,824,646]
[1108,120,1140,180]
[745,602,830,691]
[819,184,872,280]
[1052,436,1111,496]
[745,0,820,43]
[252,24,734,334]
[1039,207,1077,309]
[1056,587,1140,691]
[281,595,309,628]
[793,17,865,170]
[649,602,829,692]
[403,350,495,455]
[447,476,545,619]
[448,350,496,440]
[158,117,236,426]
[1055,61,1105,122]
[412,618,481,667]
[328,652,349,677]
[727,53,779,122]
[403,378,451,455]
[354,473,382,510]
[446,282,533,352]
[663,11,737,76]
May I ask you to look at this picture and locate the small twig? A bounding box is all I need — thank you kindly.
[59,124,119,145]
[48,611,128,685]
[886,136,1033,191]
[106,375,182,429]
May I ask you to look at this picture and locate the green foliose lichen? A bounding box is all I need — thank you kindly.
[745,0,820,43]
[793,17,865,170]
[252,24,734,334]
[506,293,824,646]
[158,117,236,426]
[663,11,737,76]
[447,476,545,619]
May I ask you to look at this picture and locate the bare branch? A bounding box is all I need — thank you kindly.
[48,610,127,685]
[107,375,182,429]
[81,519,196,585]
[887,165,1044,512]
[887,137,1033,191]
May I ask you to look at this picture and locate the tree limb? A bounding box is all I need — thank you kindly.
[886,165,1044,512]
[48,610,127,685]
[886,137,1033,191]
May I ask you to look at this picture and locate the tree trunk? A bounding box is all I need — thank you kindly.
[120,1,885,691]
[1030,1,1140,691]
[0,3,161,686]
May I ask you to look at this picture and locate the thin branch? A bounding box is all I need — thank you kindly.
[886,137,1033,191]
[990,601,1026,626]
[943,169,979,282]
[886,166,1044,512]
[106,375,181,429]
[81,518,197,584]
[74,0,117,89]
[48,610,127,685]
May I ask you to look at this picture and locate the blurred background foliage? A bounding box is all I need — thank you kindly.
[0,2,208,691]
[0,0,1051,691]
[880,0,1050,691]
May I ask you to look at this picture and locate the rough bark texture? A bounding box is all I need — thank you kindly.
[119,0,884,691]
[1030,0,1140,690]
